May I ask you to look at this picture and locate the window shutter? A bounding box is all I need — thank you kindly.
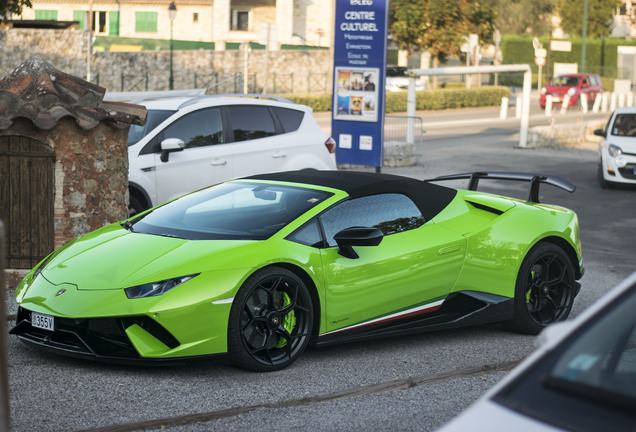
[135,12,158,33]
[109,11,120,35]
[72,10,85,29]
[35,10,58,20]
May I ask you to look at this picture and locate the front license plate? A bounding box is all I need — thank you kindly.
[31,312,54,331]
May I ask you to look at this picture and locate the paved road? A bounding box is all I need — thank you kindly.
[6,108,636,431]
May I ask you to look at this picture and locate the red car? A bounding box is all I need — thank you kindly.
[539,73,603,108]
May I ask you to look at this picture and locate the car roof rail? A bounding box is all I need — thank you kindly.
[425,171,576,204]
[178,93,294,110]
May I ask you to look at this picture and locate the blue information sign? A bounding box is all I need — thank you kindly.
[332,0,389,167]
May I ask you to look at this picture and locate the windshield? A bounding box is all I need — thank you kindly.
[493,284,636,430]
[549,75,581,87]
[610,113,636,137]
[130,182,333,240]
[546,287,636,406]
[128,109,176,146]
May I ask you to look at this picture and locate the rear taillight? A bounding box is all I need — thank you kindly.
[324,137,336,154]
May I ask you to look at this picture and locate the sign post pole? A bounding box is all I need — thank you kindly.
[331,0,389,170]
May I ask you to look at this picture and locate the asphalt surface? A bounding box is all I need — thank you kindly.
[6,105,636,432]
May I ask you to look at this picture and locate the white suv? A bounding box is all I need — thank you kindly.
[126,95,337,214]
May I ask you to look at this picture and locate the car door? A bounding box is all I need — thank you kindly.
[154,107,233,204]
[226,105,284,178]
[589,75,602,103]
[318,193,466,333]
[581,75,600,105]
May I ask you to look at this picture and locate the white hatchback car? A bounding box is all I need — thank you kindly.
[127,95,336,214]
[595,107,636,188]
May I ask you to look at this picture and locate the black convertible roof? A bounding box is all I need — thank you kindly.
[244,170,457,221]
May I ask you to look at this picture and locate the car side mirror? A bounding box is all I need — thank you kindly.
[160,138,185,162]
[333,226,383,259]
[593,129,606,138]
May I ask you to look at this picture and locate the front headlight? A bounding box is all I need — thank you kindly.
[125,274,199,299]
[540,87,546,94]
[567,87,577,96]
[608,144,623,158]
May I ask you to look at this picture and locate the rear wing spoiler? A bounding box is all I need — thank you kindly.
[424,172,576,204]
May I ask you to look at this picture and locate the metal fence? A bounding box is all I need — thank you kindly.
[91,70,329,94]
[383,115,424,167]
[384,115,425,146]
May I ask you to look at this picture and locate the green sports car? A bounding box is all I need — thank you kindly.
[11,170,584,371]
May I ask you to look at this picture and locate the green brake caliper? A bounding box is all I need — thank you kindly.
[276,292,296,348]
[526,269,535,302]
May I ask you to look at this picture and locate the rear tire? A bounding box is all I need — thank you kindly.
[227,267,314,371]
[511,243,576,335]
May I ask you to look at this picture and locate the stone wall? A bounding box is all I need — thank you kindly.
[526,120,607,148]
[0,28,333,94]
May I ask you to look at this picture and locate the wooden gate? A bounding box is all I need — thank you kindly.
[0,136,55,269]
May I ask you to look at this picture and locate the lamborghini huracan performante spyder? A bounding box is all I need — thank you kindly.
[11,171,584,371]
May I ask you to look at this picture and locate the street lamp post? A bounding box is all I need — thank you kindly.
[581,0,588,73]
[168,2,177,90]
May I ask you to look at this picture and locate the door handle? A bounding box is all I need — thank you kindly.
[272,151,287,159]
[210,159,227,166]
[438,245,461,256]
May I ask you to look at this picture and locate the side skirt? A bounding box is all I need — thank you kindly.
[316,291,514,346]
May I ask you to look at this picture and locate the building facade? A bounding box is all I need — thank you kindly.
[613,0,636,39]
[13,0,333,50]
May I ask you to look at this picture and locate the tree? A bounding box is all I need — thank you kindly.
[389,0,428,54]
[1,0,32,19]
[389,0,495,65]
[558,0,622,37]
[482,0,557,35]
[418,0,468,65]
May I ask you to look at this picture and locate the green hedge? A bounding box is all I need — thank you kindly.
[282,94,334,112]
[500,34,636,87]
[284,86,510,112]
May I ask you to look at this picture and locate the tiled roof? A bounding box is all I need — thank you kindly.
[0,57,146,131]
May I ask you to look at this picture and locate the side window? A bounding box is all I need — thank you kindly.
[320,194,425,247]
[228,106,277,142]
[129,109,175,147]
[273,107,305,133]
[288,219,323,247]
[163,108,224,149]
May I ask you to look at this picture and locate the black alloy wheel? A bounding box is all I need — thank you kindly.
[512,243,576,335]
[227,267,314,371]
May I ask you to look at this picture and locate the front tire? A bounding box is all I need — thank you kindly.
[227,267,314,371]
[511,243,576,335]
[129,194,145,217]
